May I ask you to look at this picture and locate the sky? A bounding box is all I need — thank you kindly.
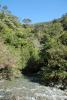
[0,0,67,23]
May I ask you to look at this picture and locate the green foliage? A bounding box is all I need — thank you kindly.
[61,14,67,30]
[60,32,67,45]
[39,21,67,85]
[0,5,39,78]
[0,4,67,87]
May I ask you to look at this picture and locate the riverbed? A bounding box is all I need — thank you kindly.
[0,77,67,100]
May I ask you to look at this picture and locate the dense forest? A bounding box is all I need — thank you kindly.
[0,5,67,87]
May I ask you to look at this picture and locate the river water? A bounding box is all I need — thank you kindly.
[0,77,67,100]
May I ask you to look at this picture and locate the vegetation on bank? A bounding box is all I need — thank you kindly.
[0,5,67,86]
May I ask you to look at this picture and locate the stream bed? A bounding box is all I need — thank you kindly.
[0,77,67,100]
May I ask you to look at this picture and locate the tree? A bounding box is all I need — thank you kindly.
[22,18,32,25]
[61,14,67,30]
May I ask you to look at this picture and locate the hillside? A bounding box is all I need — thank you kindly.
[0,5,67,87]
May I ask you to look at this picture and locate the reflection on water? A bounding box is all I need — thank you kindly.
[0,77,67,100]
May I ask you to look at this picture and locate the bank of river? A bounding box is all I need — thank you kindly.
[0,77,67,100]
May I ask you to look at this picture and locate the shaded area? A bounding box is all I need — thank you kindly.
[21,54,67,90]
[22,57,41,75]
[21,56,44,86]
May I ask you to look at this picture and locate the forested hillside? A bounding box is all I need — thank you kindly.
[0,5,67,87]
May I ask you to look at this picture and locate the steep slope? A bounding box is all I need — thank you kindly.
[0,5,67,87]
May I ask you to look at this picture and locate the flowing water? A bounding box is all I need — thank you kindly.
[0,77,67,100]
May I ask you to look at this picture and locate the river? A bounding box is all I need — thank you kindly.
[0,77,67,100]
